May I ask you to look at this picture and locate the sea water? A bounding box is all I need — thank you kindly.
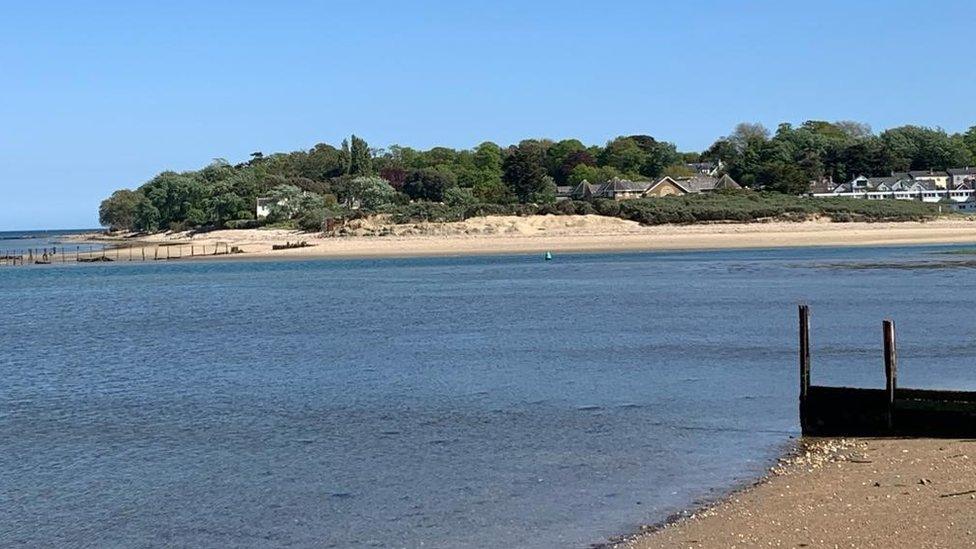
[3,245,976,548]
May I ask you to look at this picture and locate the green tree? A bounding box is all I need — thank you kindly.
[265,185,304,222]
[627,135,680,178]
[471,178,511,204]
[598,137,645,175]
[133,198,161,232]
[444,186,477,207]
[403,169,456,201]
[567,164,623,186]
[964,126,976,161]
[760,161,809,194]
[138,171,208,229]
[502,141,548,203]
[348,135,372,176]
[355,176,397,210]
[98,189,144,231]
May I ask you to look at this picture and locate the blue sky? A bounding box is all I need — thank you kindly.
[2,1,975,230]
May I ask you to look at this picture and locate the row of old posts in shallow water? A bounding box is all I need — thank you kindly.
[0,242,237,267]
[798,304,976,437]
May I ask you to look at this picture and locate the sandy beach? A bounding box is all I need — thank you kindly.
[625,437,976,548]
[73,215,976,261]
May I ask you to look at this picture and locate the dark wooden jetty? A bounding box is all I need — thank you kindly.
[799,304,976,437]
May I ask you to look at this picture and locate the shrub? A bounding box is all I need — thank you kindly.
[224,219,262,230]
[297,208,330,232]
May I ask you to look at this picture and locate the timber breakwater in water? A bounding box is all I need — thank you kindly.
[799,304,976,437]
[0,242,236,266]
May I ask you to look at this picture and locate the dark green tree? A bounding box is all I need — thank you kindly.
[403,168,456,201]
[502,141,548,203]
[98,189,144,231]
[348,135,372,176]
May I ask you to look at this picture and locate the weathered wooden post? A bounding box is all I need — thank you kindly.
[883,319,897,431]
[799,304,811,433]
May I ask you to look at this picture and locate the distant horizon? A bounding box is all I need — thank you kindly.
[3,0,976,230]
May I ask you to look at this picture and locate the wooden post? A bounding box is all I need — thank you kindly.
[883,319,897,431]
[799,304,811,433]
[142,247,146,261]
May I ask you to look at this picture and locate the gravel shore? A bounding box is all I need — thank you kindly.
[626,437,976,548]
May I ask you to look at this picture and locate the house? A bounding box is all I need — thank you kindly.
[908,170,950,189]
[555,186,574,201]
[569,180,603,200]
[948,167,976,188]
[256,197,278,219]
[686,160,723,176]
[807,177,836,194]
[567,174,738,201]
[813,169,975,203]
[949,195,976,213]
[643,176,690,197]
[675,174,741,193]
[571,178,662,201]
[599,178,657,200]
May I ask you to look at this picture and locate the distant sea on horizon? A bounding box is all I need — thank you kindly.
[0,229,104,251]
[4,245,976,547]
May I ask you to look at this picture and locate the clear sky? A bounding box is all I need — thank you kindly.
[3,0,975,230]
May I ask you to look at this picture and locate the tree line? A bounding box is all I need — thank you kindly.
[99,122,976,232]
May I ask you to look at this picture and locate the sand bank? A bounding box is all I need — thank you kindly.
[80,215,976,261]
[625,437,976,548]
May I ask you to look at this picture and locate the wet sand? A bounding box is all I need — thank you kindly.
[625,437,976,548]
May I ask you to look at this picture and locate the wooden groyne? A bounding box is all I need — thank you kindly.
[0,242,235,267]
[799,304,976,437]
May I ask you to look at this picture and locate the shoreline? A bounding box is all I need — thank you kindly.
[62,216,976,263]
[623,437,976,548]
[594,437,802,548]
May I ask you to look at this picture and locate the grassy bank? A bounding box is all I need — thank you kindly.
[366,191,946,227]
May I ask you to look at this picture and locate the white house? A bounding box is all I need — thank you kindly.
[815,172,975,203]
[256,197,281,219]
[908,170,950,189]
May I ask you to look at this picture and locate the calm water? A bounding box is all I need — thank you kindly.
[4,245,976,548]
[0,229,104,254]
